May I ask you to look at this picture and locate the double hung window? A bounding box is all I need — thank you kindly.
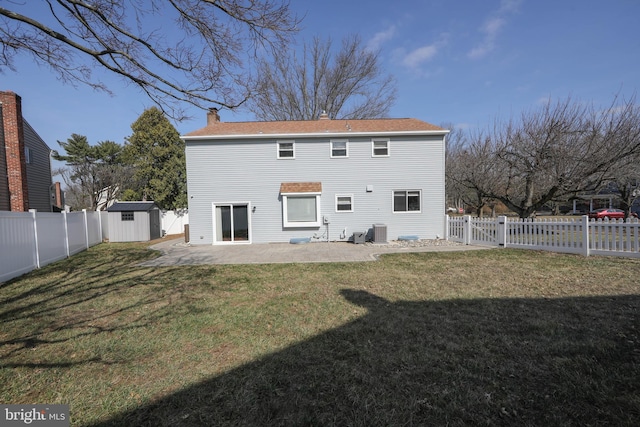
[393,190,421,212]
[372,139,389,157]
[277,141,295,159]
[331,140,348,158]
[335,195,354,212]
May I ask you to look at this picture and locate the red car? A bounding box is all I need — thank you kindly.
[588,208,637,219]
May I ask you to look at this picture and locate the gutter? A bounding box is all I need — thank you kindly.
[181,129,450,141]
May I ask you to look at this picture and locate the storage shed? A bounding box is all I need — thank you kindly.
[106,201,161,242]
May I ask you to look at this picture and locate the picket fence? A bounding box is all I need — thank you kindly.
[447,215,640,258]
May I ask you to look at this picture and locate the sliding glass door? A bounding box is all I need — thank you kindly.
[215,203,249,243]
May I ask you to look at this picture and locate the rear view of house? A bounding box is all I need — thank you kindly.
[183,110,448,245]
[0,91,56,212]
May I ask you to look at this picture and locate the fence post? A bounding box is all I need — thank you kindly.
[497,215,507,248]
[63,211,70,257]
[581,215,590,257]
[30,209,41,268]
[98,209,103,243]
[445,214,450,241]
[83,209,89,249]
[463,215,472,245]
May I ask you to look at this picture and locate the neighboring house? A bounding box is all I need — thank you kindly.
[106,201,161,242]
[182,109,448,245]
[96,185,119,211]
[0,91,57,212]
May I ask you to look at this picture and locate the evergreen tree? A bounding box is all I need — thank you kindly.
[124,108,187,210]
[53,134,127,210]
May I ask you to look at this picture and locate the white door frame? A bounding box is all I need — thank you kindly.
[212,201,252,244]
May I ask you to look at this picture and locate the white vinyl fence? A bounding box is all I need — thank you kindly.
[161,209,188,235]
[447,215,640,258]
[0,210,105,283]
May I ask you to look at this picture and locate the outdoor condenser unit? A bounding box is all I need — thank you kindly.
[372,224,387,244]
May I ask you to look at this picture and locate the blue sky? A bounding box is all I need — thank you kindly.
[3,0,640,172]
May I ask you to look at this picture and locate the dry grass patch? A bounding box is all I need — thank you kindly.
[1,244,639,425]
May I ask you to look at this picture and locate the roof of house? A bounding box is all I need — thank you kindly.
[183,117,448,140]
[107,201,159,212]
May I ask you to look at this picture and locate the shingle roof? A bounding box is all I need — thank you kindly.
[107,201,159,212]
[280,182,322,194]
[183,117,446,138]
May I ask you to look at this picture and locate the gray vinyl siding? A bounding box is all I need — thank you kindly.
[108,211,151,242]
[23,120,52,212]
[185,134,445,245]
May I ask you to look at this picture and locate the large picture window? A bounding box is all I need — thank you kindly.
[393,190,421,212]
[282,194,321,227]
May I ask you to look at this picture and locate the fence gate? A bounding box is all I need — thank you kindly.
[468,216,499,246]
[447,216,499,246]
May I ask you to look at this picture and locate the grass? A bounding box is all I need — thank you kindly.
[1,241,640,426]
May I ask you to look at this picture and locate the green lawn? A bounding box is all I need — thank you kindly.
[1,242,639,426]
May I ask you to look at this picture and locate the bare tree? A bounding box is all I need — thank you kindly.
[249,35,397,120]
[608,157,640,218]
[447,128,503,217]
[0,1,299,119]
[462,96,640,218]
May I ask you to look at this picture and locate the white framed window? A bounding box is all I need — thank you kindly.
[282,193,321,227]
[24,147,33,164]
[335,194,354,212]
[393,190,421,213]
[330,140,348,158]
[277,140,295,159]
[372,139,389,157]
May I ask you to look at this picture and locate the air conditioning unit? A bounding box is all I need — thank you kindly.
[353,231,366,244]
[372,224,387,244]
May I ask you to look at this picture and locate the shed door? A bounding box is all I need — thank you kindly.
[215,204,249,243]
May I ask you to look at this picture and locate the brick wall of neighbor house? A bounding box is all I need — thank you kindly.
[0,106,10,211]
[1,91,53,212]
[0,91,29,211]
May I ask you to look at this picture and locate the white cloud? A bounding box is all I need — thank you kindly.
[403,43,439,68]
[467,0,521,59]
[366,25,396,51]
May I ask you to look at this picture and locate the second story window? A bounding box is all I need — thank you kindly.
[277,141,295,159]
[24,147,33,164]
[372,139,389,157]
[331,140,348,158]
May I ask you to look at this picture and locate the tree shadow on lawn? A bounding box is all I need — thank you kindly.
[90,290,640,426]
